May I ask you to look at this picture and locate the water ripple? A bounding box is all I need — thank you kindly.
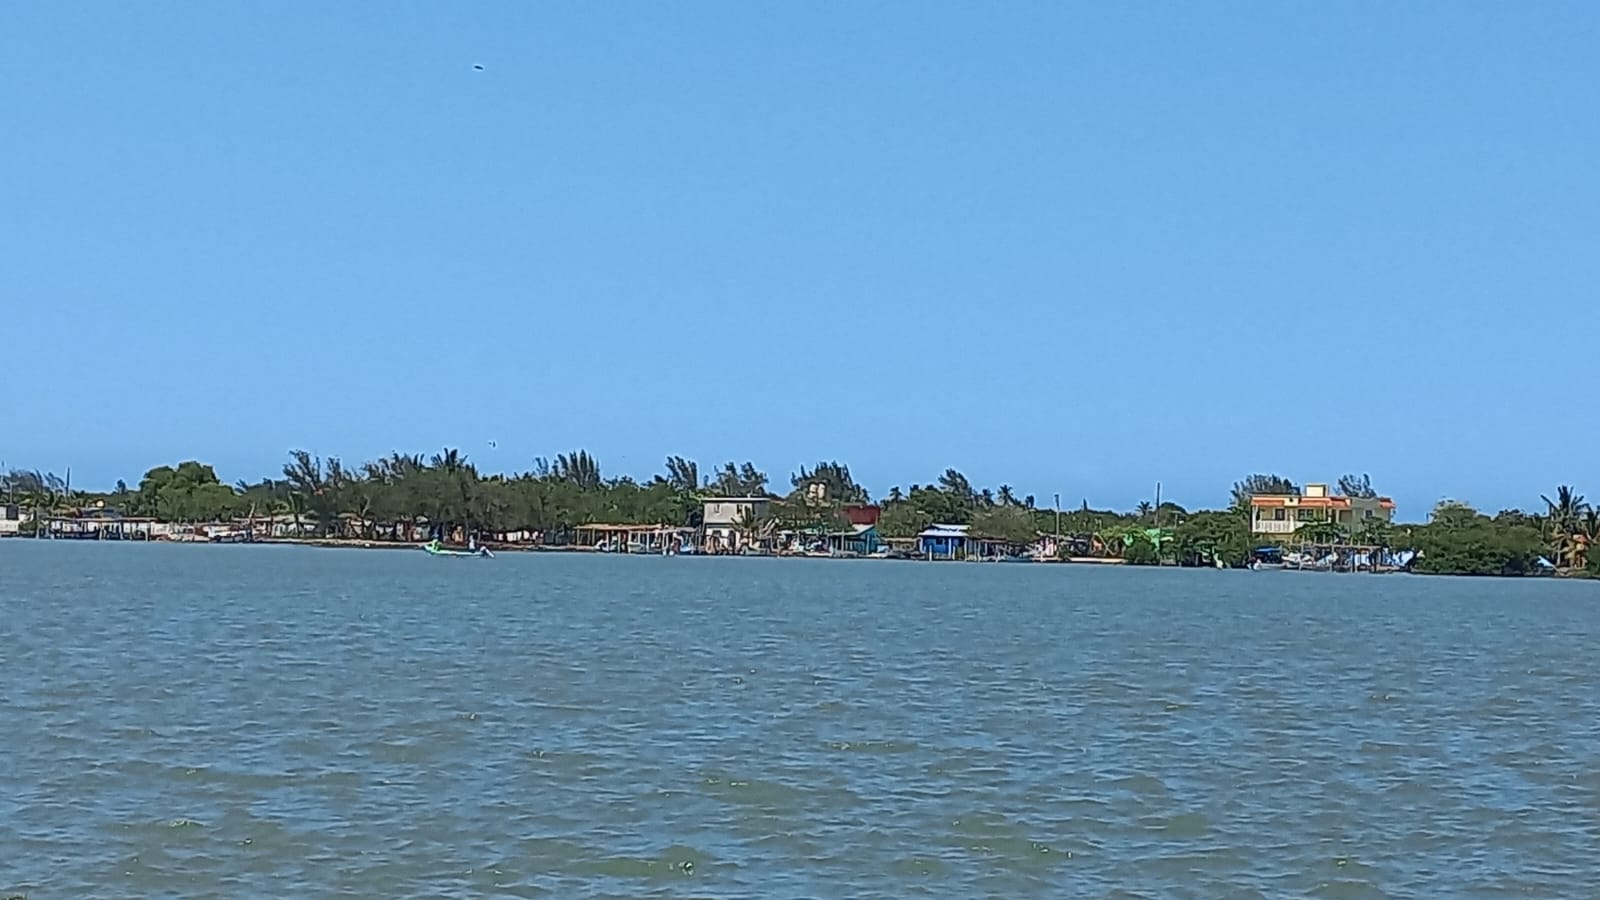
[2,543,1597,895]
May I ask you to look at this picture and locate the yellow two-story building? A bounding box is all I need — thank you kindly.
[1250,483,1395,536]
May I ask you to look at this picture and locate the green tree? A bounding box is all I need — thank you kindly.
[136,460,231,522]
[878,498,935,539]
[1539,485,1589,568]
[133,465,176,516]
[662,456,701,491]
[968,505,1037,545]
[1156,501,1188,523]
[1296,521,1349,545]
[1336,474,1378,499]
[711,461,768,496]
[772,493,847,535]
[1231,474,1298,507]
[13,469,66,534]
[1123,534,1160,566]
[879,480,974,538]
[1413,502,1544,576]
[1355,517,1394,548]
[1173,510,1254,567]
[937,468,974,500]
[791,461,868,504]
[733,504,767,549]
[282,451,338,534]
[554,450,603,491]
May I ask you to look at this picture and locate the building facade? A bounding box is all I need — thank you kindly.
[702,497,771,552]
[1250,483,1395,536]
[917,524,969,559]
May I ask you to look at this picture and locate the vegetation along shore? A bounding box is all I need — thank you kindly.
[1,452,1595,579]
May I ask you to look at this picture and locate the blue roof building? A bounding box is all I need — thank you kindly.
[917,524,969,560]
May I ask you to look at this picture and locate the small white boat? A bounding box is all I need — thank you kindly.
[422,540,493,559]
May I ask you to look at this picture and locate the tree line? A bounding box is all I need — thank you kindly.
[2,457,1594,577]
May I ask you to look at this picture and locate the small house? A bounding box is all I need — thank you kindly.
[826,523,881,556]
[917,523,969,560]
[702,496,771,553]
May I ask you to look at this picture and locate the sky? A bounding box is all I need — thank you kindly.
[3,2,1596,517]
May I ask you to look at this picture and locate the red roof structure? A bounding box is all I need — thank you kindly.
[1250,495,1395,510]
[843,504,881,526]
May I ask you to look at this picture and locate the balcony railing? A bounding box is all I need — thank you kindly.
[1251,519,1299,534]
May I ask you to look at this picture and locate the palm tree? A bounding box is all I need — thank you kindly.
[14,470,67,536]
[552,451,601,491]
[733,504,767,552]
[1540,485,1590,567]
[1541,485,1586,522]
[432,448,464,472]
[938,469,973,499]
[997,485,1017,507]
[1135,501,1154,524]
[663,456,699,492]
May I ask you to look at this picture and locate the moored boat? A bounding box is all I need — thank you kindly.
[1249,546,1286,571]
[422,539,493,559]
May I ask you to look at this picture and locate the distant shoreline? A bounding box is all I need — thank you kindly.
[4,533,1593,579]
[3,534,1131,564]
[9,535,1597,578]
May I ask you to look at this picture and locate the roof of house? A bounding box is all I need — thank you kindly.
[842,504,881,525]
[918,524,970,538]
[1251,494,1396,510]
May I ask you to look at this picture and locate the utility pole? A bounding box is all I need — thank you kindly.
[1054,493,1061,553]
[1154,481,1163,565]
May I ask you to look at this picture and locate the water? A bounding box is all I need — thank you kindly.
[2,542,1597,897]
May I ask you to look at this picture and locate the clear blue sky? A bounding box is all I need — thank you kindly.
[4,3,1595,517]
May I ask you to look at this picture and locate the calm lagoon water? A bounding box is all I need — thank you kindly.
[2,542,1597,897]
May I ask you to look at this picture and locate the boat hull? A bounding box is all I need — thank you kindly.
[422,545,493,559]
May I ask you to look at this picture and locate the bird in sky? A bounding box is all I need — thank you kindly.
[472,64,484,71]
